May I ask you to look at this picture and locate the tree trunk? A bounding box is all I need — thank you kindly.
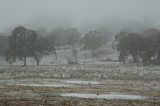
[153,55,156,65]
[54,52,57,60]
[133,56,137,63]
[92,49,95,58]
[119,52,125,65]
[136,56,139,66]
[157,55,160,65]
[123,56,126,65]
[36,53,41,66]
[36,60,40,66]
[23,57,27,66]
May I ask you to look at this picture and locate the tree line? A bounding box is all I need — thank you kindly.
[113,28,160,66]
[1,26,160,66]
[0,26,107,66]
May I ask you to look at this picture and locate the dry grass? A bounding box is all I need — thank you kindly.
[0,97,159,106]
[0,64,160,105]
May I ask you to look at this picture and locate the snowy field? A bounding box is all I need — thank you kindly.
[0,48,160,106]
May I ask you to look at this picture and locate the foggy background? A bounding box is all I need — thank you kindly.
[0,0,160,35]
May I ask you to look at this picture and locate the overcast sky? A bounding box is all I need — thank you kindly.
[0,0,160,32]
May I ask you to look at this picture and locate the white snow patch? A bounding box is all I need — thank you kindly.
[60,93,147,100]
[13,79,100,87]
[17,83,70,87]
[63,80,100,85]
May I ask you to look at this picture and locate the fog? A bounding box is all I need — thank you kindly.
[0,0,160,34]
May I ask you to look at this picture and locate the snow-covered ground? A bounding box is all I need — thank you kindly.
[0,47,118,65]
[60,93,147,100]
[0,47,159,105]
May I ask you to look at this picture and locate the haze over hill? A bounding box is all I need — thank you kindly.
[0,0,160,35]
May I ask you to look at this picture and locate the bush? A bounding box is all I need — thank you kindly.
[67,57,78,65]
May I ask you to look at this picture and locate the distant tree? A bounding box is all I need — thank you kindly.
[113,31,129,64]
[81,31,103,58]
[142,29,160,64]
[47,28,66,60]
[127,33,143,66]
[36,27,48,37]
[48,28,81,48]
[66,28,81,48]
[114,29,160,66]
[72,48,78,60]
[47,28,66,48]
[0,34,8,56]
[5,26,38,66]
[34,36,55,65]
[97,28,113,46]
[47,28,81,60]
[114,31,143,65]
[142,36,156,64]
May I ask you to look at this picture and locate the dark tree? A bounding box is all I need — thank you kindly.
[66,28,81,48]
[114,29,160,66]
[34,36,56,65]
[81,31,103,58]
[48,28,81,49]
[47,28,66,48]
[0,34,8,56]
[113,31,129,64]
[142,29,160,64]
[5,26,38,66]
[127,33,143,66]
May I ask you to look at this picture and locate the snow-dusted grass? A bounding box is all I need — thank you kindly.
[0,63,159,81]
[3,79,100,88]
[0,47,159,105]
[0,46,118,65]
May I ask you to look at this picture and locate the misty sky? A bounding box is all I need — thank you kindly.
[0,0,160,32]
